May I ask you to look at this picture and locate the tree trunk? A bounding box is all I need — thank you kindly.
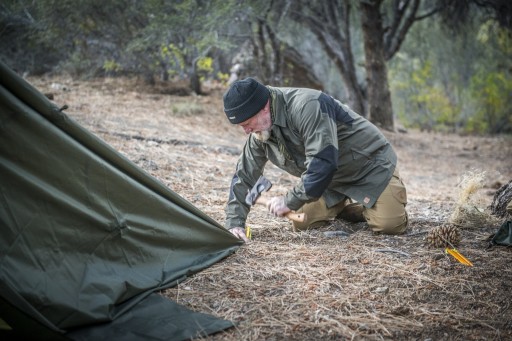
[360,1,394,130]
[285,1,366,115]
[491,180,512,218]
[265,21,283,85]
[333,56,366,116]
[190,57,202,95]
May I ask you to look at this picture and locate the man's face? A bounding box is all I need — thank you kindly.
[238,102,272,141]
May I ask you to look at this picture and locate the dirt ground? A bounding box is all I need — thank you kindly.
[31,76,512,340]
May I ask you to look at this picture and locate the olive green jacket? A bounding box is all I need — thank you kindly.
[225,86,397,230]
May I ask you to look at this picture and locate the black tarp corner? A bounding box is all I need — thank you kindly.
[0,60,242,340]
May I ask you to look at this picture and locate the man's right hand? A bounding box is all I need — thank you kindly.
[229,227,250,243]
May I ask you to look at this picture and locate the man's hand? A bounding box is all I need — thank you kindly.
[229,227,250,242]
[267,196,291,217]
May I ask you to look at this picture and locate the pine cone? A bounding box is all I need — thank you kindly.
[426,225,461,248]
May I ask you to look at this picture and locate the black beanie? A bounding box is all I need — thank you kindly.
[223,77,270,124]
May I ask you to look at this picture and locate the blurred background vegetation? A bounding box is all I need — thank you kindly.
[1,0,511,134]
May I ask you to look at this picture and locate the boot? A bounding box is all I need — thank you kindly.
[336,202,366,223]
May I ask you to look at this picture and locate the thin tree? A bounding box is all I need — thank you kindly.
[282,0,441,130]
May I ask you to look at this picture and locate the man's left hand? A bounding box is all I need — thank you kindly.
[229,227,250,243]
[267,196,291,217]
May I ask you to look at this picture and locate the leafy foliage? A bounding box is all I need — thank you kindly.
[393,60,460,132]
[0,0,236,81]
[0,0,510,134]
[469,70,512,133]
[390,16,512,134]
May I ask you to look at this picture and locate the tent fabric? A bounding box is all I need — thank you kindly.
[491,220,512,246]
[66,293,233,341]
[0,60,242,340]
[0,280,69,340]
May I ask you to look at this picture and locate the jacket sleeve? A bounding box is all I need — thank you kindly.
[285,99,339,210]
[225,135,268,229]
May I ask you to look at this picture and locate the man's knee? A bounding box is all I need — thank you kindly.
[364,168,409,235]
[365,211,408,235]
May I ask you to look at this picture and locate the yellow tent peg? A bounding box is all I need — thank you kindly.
[445,248,473,266]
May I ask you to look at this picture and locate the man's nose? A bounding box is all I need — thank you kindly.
[243,126,252,134]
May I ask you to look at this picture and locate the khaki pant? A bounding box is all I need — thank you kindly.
[292,169,408,235]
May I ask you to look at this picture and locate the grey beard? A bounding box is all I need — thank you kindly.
[253,130,271,142]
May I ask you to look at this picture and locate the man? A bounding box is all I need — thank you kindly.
[223,77,408,242]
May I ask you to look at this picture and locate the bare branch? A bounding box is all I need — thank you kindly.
[415,5,445,20]
[385,0,420,60]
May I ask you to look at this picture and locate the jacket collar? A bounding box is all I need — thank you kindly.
[268,87,287,128]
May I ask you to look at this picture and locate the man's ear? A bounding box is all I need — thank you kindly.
[263,100,271,114]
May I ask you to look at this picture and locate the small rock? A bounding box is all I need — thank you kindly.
[374,286,389,294]
[323,231,350,238]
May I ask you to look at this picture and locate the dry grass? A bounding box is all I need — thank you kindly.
[165,220,512,340]
[30,76,512,340]
[449,171,500,229]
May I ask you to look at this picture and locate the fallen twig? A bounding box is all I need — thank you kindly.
[374,249,411,257]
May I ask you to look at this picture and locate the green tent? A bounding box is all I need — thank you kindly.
[0,60,242,340]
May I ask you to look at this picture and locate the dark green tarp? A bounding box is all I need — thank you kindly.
[0,60,242,340]
[491,220,512,246]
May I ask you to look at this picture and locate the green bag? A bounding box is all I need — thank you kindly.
[491,220,512,246]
